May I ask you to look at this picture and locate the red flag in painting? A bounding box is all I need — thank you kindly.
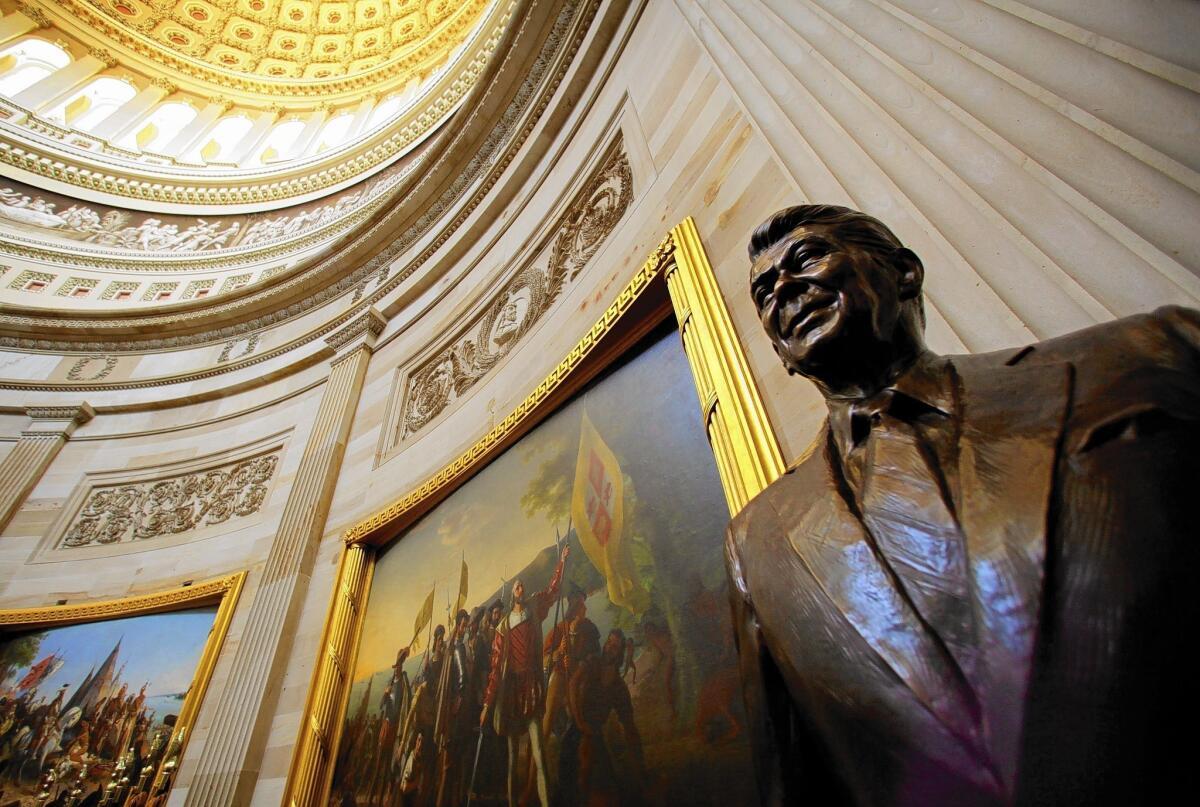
[572,412,648,614]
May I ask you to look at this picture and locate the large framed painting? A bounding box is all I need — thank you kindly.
[0,573,244,807]
[286,219,786,806]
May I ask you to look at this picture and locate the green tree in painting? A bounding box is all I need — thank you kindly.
[0,632,46,686]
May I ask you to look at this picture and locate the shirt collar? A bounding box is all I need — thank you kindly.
[827,352,954,455]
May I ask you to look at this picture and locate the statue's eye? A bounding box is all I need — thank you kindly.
[753,275,775,307]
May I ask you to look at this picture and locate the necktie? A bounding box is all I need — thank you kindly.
[858,409,982,749]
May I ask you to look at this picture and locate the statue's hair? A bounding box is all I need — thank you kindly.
[748,204,905,263]
[749,204,924,326]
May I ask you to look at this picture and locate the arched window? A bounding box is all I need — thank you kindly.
[315,113,354,152]
[367,94,406,130]
[188,115,253,163]
[255,118,305,164]
[0,39,71,98]
[45,77,137,130]
[117,101,197,152]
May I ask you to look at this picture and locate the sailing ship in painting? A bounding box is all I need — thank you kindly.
[330,333,757,807]
[0,608,215,807]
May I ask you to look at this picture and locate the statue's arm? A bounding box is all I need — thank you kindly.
[725,523,798,807]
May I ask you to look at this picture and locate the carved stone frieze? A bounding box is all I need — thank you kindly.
[59,453,279,549]
[399,141,632,440]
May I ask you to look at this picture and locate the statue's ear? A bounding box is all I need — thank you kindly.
[893,247,924,300]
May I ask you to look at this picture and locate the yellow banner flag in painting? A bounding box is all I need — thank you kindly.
[409,586,435,651]
[454,557,468,615]
[572,412,648,614]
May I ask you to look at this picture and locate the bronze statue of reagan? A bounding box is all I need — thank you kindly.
[726,204,1200,806]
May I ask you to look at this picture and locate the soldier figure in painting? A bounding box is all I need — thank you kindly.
[480,545,569,807]
[729,203,1200,806]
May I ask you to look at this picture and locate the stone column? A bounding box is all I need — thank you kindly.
[182,308,386,807]
[161,99,231,159]
[11,51,108,112]
[0,403,93,534]
[89,78,173,142]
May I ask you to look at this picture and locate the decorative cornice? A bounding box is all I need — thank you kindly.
[26,402,95,425]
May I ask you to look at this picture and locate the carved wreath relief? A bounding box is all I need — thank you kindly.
[399,142,633,440]
[59,453,279,549]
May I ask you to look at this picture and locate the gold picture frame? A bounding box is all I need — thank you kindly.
[0,571,245,801]
[284,217,785,806]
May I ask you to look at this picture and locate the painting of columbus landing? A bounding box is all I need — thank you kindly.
[0,607,217,806]
[330,329,758,807]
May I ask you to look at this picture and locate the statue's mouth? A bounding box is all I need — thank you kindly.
[784,295,836,338]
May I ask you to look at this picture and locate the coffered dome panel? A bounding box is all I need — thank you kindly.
[86,0,485,86]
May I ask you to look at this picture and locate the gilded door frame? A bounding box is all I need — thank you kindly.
[283,217,785,806]
[0,571,246,799]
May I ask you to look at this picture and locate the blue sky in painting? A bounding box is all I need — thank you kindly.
[7,606,217,701]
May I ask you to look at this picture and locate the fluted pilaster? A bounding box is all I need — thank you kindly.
[182,309,386,807]
[0,404,93,534]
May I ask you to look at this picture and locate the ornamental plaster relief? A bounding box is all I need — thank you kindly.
[34,432,287,561]
[395,137,633,443]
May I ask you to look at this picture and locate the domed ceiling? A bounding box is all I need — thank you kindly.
[66,0,490,91]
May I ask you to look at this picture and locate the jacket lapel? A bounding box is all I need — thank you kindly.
[950,351,1072,792]
[769,430,986,756]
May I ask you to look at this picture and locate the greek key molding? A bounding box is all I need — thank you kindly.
[0,0,600,356]
[398,139,632,441]
[0,572,243,626]
[44,438,287,556]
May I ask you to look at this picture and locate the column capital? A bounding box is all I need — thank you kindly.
[15,3,50,28]
[150,76,177,94]
[86,47,118,69]
[326,307,386,359]
[23,402,94,438]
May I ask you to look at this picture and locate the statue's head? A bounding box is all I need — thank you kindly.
[749,205,926,395]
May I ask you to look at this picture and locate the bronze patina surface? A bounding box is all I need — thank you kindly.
[727,204,1200,806]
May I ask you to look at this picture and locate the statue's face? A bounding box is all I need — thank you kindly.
[751,222,909,382]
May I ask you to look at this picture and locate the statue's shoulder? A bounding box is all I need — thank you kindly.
[728,425,831,559]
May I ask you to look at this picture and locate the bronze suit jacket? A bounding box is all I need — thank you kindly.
[727,306,1200,807]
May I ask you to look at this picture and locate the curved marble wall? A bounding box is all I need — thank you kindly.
[1,1,1196,803]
